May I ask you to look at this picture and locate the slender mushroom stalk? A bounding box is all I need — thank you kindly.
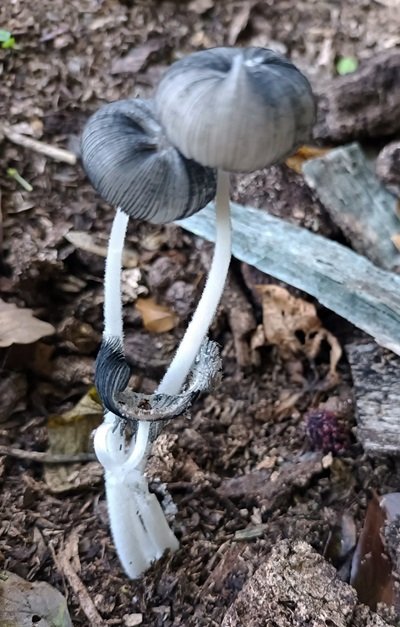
[81,47,315,579]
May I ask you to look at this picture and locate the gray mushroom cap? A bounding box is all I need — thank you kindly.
[80,98,217,224]
[155,47,316,172]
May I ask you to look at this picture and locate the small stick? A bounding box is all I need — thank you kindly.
[1,124,77,165]
[55,533,107,627]
[0,445,96,464]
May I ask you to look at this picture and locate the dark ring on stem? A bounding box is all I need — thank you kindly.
[95,337,221,423]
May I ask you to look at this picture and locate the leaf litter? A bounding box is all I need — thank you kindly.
[0,299,55,347]
[1,0,400,625]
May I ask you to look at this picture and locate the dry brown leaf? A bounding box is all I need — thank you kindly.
[0,299,55,347]
[256,285,342,376]
[135,296,178,333]
[0,372,27,423]
[111,38,164,75]
[45,387,103,493]
[391,233,400,251]
[350,492,396,611]
[286,145,332,174]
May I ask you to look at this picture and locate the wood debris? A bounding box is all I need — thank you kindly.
[345,342,400,455]
[303,143,400,271]
[179,202,400,356]
[314,48,400,142]
[222,541,390,626]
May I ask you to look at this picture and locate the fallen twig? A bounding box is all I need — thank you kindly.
[55,532,107,627]
[1,124,77,165]
[0,445,96,464]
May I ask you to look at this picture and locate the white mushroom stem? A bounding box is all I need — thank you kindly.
[128,169,231,469]
[103,208,129,339]
[94,169,232,578]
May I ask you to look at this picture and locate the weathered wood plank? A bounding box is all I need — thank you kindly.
[303,143,400,271]
[346,342,400,455]
[178,201,400,356]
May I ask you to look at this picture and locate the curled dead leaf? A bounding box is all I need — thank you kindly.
[0,299,55,347]
[45,387,103,493]
[135,296,179,333]
[256,285,342,378]
[286,145,332,174]
[350,491,400,612]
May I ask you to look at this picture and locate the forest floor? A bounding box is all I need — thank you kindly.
[1,1,400,625]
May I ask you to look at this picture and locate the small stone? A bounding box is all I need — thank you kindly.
[123,613,143,626]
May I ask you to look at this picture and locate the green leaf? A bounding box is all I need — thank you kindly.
[0,29,15,48]
[336,56,358,76]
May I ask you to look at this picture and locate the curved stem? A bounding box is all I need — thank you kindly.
[127,169,232,470]
[94,206,180,578]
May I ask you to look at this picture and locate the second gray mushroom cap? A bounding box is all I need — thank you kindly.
[155,47,315,172]
[81,99,216,224]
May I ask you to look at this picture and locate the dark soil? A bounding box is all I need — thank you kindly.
[1,1,399,625]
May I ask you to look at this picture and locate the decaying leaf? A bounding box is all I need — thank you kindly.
[135,296,179,333]
[0,371,27,422]
[188,0,214,13]
[350,492,396,611]
[0,299,55,347]
[256,285,342,377]
[111,38,165,75]
[0,570,72,626]
[44,387,103,493]
[286,145,331,174]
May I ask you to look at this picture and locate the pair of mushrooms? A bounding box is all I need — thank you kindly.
[81,46,315,578]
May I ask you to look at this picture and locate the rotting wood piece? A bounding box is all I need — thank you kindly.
[222,541,390,627]
[314,49,400,143]
[376,141,400,199]
[303,143,400,272]
[346,342,400,455]
[179,202,400,357]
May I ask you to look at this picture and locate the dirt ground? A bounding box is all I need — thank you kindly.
[1,1,400,625]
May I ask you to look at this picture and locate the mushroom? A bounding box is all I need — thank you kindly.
[81,99,216,224]
[155,47,315,172]
[81,46,315,579]
[81,98,219,578]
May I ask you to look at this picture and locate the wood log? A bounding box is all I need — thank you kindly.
[314,49,400,143]
[346,342,400,455]
[303,143,400,271]
[178,202,400,356]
